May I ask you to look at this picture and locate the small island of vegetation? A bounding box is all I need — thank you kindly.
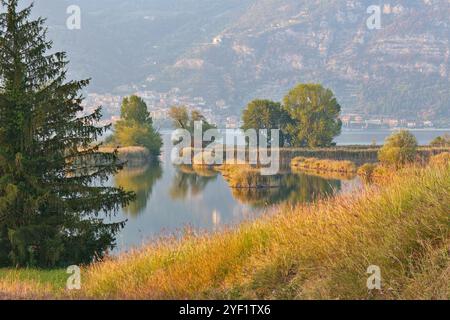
[104,95,162,163]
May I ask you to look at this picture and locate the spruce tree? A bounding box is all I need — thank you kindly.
[0,0,134,267]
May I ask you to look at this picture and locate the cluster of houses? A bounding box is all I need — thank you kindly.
[340,114,435,130]
[83,91,240,129]
[84,92,440,131]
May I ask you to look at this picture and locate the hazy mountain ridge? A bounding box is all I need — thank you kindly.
[31,0,450,120]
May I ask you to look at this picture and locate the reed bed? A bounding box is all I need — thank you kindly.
[181,146,450,168]
[99,146,151,165]
[291,157,357,174]
[429,152,450,166]
[178,164,218,178]
[216,164,281,188]
[293,169,357,181]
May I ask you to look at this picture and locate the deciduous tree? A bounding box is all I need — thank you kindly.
[283,84,342,147]
[241,99,291,146]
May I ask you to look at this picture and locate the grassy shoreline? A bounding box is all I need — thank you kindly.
[291,157,357,174]
[2,163,447,300]
[0,269,66,299]
[185,146,450,168]
[81,164,448,300]
[99,146,152,165]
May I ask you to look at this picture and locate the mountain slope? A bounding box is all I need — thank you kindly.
[31,0,450,120]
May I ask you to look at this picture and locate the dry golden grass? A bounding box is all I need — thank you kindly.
[99,146,150,164]
[0,269,65,300]
[215,164,281,188]
[398,239,450,300]
[99,147,150,158]
[293,169,356,181]
[291,157,357,173]
[429,152,450,167]
[0,280,55,300]
[178,164,218,178]
[357,163,378,179]
[79,163,449,300]
[357,163,399,184]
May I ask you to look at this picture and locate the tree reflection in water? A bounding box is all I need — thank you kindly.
[169,165,354,209]
[114,163,163,216]
[170,165,219,200]
[230,172,344,208]
[114,161,356,218]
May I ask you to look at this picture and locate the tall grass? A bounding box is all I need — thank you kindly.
[99,146,151,165]
[0,269,66,299]
[293,169,357,181]
[216,164,281,188]
[181,146,450,169]
[291,157,357,173]
[80,163,449,300]
[429,152,450,167]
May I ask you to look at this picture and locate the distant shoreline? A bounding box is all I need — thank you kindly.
[156,128,450,134]
[341,128,450,132]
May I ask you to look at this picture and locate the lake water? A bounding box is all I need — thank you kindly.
[335,129,450,145]
[109,129,449,252]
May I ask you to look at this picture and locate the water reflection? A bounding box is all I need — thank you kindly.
[111,160,360,251]
[114,162,354,218]
[114,163,162,216]
[229,172,343,208]
[169,165,218,200]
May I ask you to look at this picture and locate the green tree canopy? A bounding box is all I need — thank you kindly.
[120,95,151,124]
[283,84,342,147]
[114,120,162,155]
[241,99,291,146]
[378,130,418,168]
[0,0,134,267]
[113,95,162,155]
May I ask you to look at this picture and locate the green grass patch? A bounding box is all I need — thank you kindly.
[0,268,67,290]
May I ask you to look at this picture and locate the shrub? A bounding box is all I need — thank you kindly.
[430,134,450,147]
[378,130,418,168]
